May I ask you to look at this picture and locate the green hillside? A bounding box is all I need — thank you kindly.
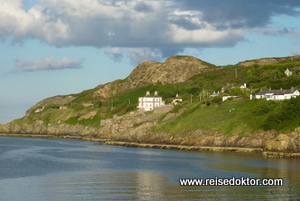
[12,56,300,135]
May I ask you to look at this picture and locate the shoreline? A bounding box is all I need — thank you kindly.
[1,133,300,158]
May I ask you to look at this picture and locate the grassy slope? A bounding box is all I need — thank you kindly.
[153,99,275,135]
[11,58,300,135]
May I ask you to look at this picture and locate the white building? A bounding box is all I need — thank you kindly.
[138,91,165,111]
[210,91,220,97]
[284,68,294,76]
[251,89,300,100]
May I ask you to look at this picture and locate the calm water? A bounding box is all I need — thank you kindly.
[0,137,300,201]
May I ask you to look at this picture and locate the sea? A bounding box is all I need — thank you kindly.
[0,137,299,200]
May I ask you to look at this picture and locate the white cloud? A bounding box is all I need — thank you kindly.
[292,50,300,56]
[0,0,245,47]
[128,48,162,64]
[1,0,300,63]
[14,56,83,71]
[105,47,123,61]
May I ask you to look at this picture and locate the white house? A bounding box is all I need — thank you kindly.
[239,83,248,90]
[172,94,183,105]
[221,83,248,93]
[138,91,165,111]
[210,91,220,97]
[251,89,300,100]
[222,96,239,102]
[284,68,294,76]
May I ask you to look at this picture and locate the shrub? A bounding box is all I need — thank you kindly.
[44,103,61,110]
[252,99,276,115]
[73,104,84,111]
[169,104,184,113]
[110,102,127,115]
[261,97,300,130]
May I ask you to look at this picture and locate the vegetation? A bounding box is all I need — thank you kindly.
[15,57,300,134]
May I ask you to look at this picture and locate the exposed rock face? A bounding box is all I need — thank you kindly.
[2,121,97,136]
[127,56,214,86]
[93,56,215,99]
[237,55,300,67]
[3,116,300,157]
[265,134,300,152]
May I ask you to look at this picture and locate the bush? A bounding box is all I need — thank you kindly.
[211,96,222,104]
[44,103,61,110]
[110,102,127,115]
[261,97,300,130]
[94,101,103,108]
[262,113,282,130]
[73,104,84,111]
[252,99,276,115]
[169,104,184,113]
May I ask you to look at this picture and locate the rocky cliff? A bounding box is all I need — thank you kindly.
[93,56,215,99]
[3,113,300,158]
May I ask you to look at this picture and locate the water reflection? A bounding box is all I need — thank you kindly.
[0,137,300,200]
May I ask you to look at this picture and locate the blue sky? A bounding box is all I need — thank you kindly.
[1,0,300,124]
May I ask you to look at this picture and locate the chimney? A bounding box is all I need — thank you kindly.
[269,86,271,91]
[280,87,283,91]
[154,91,158,96]
[146,91,150,96]
[291,86,294,90]
[260,88,263,91]
[244,83,247,88]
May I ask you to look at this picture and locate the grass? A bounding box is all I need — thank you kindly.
[65,115,101,127]
[153,99,271,135]
[18,58,300,132]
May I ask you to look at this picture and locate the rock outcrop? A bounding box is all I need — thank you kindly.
[3,115,300,157]
[93,56,215,99]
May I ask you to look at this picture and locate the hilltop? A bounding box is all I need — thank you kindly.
[92,55,215,100]
[237,55,300,66]
[23,55,215,115]
[2,55,300,157]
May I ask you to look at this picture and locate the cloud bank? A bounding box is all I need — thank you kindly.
[14,56,83,71]
[1,0,300,64]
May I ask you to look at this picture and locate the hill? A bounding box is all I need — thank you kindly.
[2,55,300,156]
[92,55,216,100]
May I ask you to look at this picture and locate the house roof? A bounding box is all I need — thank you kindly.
[256,89,298,95]
[285,68,294,72]
[144,95,161,98]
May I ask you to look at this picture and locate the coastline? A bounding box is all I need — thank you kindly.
[1,133,300,158]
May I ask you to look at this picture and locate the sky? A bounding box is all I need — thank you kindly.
[1,0,300,124]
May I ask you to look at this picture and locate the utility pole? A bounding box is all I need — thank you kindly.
[235,69,237,79]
